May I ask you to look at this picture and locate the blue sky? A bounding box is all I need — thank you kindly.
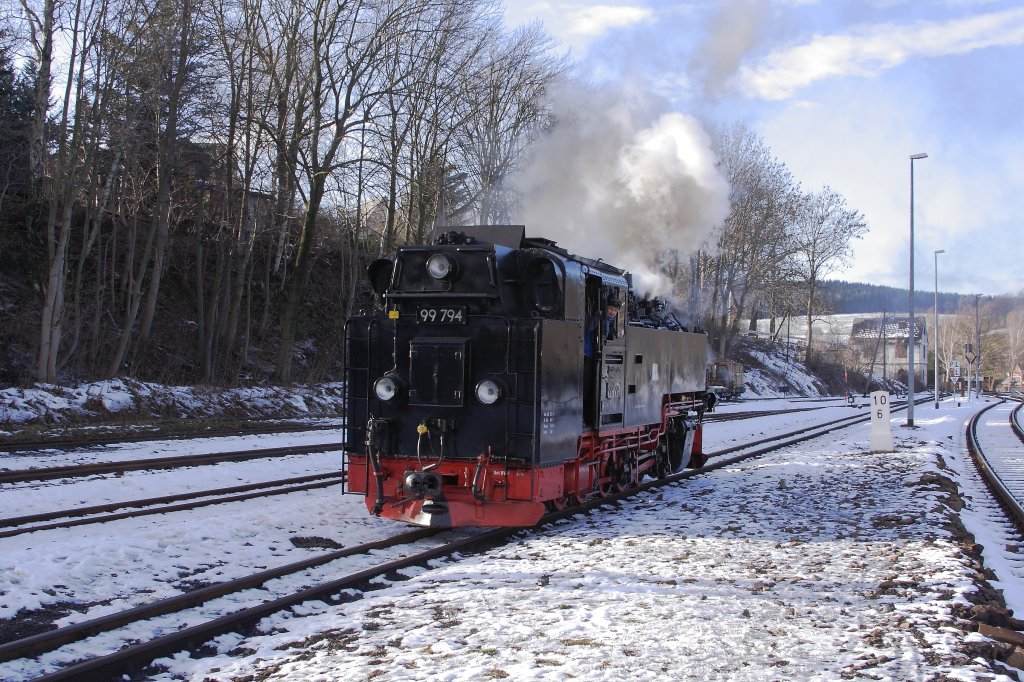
[502,0,1024,297]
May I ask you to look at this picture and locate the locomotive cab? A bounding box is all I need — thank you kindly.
[343,225,708,527]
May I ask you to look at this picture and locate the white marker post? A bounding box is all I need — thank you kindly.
[869,391,894,453]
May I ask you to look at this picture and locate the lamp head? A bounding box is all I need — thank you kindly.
[910,152,928,160]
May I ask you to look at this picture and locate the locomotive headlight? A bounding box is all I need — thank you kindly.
[475,379,503,405]
[374,374,402,401]
[426,253,456,280]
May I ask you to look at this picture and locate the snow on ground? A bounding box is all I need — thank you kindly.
[2,397,1020,680]
[0,405,866,637]
[1,428,344,471]
[742,347,828,399]
[956,402,1024,619]
[146,397,1021,681]
[0,379,345,429]
[1,449,343,518]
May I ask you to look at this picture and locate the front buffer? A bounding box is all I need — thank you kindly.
[346,454,553,527]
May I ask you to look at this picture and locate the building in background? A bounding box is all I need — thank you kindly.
[849,316,928,389]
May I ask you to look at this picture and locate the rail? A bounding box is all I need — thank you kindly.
[965,399,1024,534]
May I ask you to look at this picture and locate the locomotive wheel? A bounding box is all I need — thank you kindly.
[544,495,575,512]
[613,463,633,492]
[606,456,633,493]
[655,448,673,479]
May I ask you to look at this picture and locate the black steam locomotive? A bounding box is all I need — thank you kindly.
[343,225,710,527]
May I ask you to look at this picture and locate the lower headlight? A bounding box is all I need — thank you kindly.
[475,379,503,405]
[374,375,401,401]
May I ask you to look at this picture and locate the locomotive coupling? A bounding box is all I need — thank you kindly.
[402,470,443,498]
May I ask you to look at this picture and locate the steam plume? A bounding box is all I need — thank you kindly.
[690,0,771,98]
[513,81,730,298]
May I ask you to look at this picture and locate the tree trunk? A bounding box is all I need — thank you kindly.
[139,0,194,342]
[37,201,75,382]
[275,174,326,383]
[805,282,816,364]
[26,0,55,190]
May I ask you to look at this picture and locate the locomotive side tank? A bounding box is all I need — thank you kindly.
[343,225,708,527]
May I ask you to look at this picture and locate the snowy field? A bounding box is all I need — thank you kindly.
[2,396,1023,680]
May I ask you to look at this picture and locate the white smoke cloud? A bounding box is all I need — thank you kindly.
[691,0,772,98]
[513,82,730,298]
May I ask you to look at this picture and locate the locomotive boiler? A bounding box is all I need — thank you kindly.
[343,225,709,527]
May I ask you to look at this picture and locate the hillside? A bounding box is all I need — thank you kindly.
[820,280,963,315]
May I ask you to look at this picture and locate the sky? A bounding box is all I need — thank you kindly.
[500,0,1024,298]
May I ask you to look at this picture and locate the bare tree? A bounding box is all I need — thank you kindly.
[699,124,800,355]
[274,0,434,382]
[16,0,54,189]
[21,0,125,381]
[370,0,492,252]
[790,187,867,362]
[454,21,564,226]
[104,0,209,376]
[1006,306,1024,387]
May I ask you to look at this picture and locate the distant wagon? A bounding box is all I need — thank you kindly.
[708,360,745,402]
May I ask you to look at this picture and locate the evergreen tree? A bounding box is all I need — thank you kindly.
[0,41,34,212]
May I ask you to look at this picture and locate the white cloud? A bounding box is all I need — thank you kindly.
[565,4,653,36]
[739,6,1024,100]
[501,1,655,58]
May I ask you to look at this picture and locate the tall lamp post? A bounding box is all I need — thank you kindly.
[933,249,944,409]
[907,152,928,427]
[974,294,982,399]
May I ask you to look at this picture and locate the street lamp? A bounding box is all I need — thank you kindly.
[907,152,928,427]
[974,294,982,399]
[933,249,944,409]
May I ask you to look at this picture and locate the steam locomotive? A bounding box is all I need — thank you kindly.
[343,225,710,527]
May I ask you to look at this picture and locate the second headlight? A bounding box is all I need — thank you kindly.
[475,379,503,405]
[374,374,403,401]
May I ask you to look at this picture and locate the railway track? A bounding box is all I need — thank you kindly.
[0,472,346,539]
[0,441,344,484]
[704,404,835,422]
[0,528,450,677]
[966,398,1024,532]
[0,421,340,453]
[0,404,854,534]
[0,400,924,681]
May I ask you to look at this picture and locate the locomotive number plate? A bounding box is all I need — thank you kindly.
[417,306,467,325]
